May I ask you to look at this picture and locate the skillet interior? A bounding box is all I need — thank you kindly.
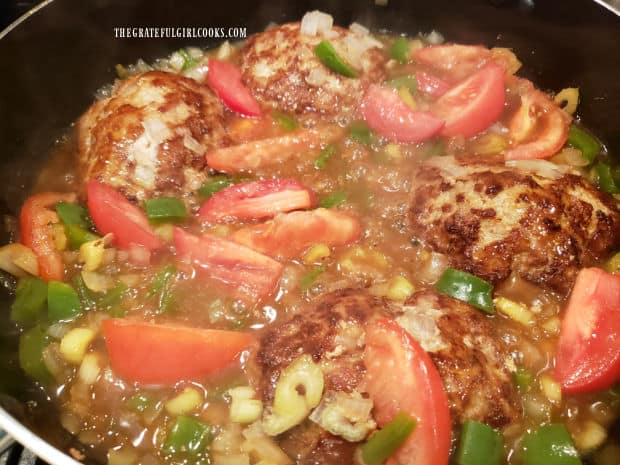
[0,0,618,461]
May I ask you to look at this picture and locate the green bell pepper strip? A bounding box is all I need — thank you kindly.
[164,415,211,457]
[198,176,234,198]
[65,224,101,249]
[349,121,374,146]
[178,49,196,71]
[319,191,347,209]
[513,367,533,393]
[11,277,48,326]
[594,162,620,194]
[522,424,582,465]
[567,125,601,164]
[273,111,299,131]
[457,420,504,465]
[315,144,337,169]
[148,265,177,314]
[387,75,418,94]
[47,281,81,323]
[55,201,91,229]
[144,197,188,222]
[435,268,494,314]
[361,411,416,465]
[98,283,128,310]
[390,37,410,64]
[19,325,52,384]
[72,274,97,309]
[314,40,358,78]
[300,265,327,293]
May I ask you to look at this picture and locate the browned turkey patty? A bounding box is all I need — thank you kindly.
[410,156,620,295]
[78,71,226,202]
[249,288,520,431]
[239,22,387,118]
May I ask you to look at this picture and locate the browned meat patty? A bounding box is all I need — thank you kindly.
[78,71,226,202]
[397,289,521,429]
[410,156,620,295]
[239,22,386,118]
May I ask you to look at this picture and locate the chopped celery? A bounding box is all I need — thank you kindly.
[390,37,410,64]
[19,325,51,384]
[198,176,233,198]
[11,277,47,326]
[319,191,347,209]
[164,416,211,457]
[361,411,416,465]
[144,197,188,222]
[315,144,337,169]
[457,420,504,465]
[314,41,358,78]
[47,281,81,323]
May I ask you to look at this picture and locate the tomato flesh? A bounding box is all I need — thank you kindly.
[361,85,444,143]
[431,63,505,137]
[198,178,316,223]
[173,227,283,303]
[231,208,360,259]
[87,181,162,251]
[555,268,620,394]
[415,71,451,98]
[414,44,491,82]
[207,59,261,117]
[20,192,76,281]
[364,318,451,465]
[102,318,254,385]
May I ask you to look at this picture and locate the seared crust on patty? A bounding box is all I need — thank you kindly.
[397,290,521,428]
[409,156,620,295]
[78,71,226,202]
[239,23,386,118]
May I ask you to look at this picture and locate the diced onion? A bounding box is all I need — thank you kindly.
[550,147,589,168]
[107,447,138,465]
[540,373,562,404]
[81,270,114,293]
[574,420,607,453]
[79,238,106,271]
[300,10,334,37]
[241,423,293,465]
[424,30,445,45]
[60,328,96,364]
[349,22,369,36]
[78,353,101,385]
[0,243,38,277]
[505,159,570,180]
[213,454,250,465]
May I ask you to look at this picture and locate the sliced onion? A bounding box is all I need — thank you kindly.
[0,243,38,277]
[81,270,114,293]
[505,159,571,180]
[300,10,334,37]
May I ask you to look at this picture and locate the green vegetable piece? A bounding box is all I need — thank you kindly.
[56,201,91,229]
[72,274,97,310]
[435,268,494,314]
[144,197,188,222]
[513,367,533,393]
[178,49,196,71]
[164,415,211,457]
[126,392,154,413]
[300,265,326,293]
[319,191,347,209]
[273,111,299,131]
[19,325,51,384]
[390,37,410,64]
[99,283,128,310]
[47,281,81,323]
[11,277,48,326]
[522,424,582,465]
[567,125,601,164]
[148,265,177,314]
[65,224,101,249]
[314,40,358,78]
[349,121,374,146]
[387,75,418,94]
[457,420,504,465]
[315,144,337,169]
[198,176,233,198]
[594,162,620,194]
[361,411,416,465]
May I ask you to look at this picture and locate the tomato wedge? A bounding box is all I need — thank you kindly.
[231,208,360,259]
[173,227,283,303]
[414,44,491,82]
[415,71,451,98]
[87,181,162,251]
[102,318,255,385]
[431,63,505,137]
[198,179,316,223]
[555,268,620,394]
[503,85,571,161]
[360,85,444,143]
[20,192,76,281]
[364,318,451,465]
[207,59,261,117]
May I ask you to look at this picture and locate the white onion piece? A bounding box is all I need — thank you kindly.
[505,159,571,180]
[424,30,445,45]
[349,22,369,36]
[300,10,333,37]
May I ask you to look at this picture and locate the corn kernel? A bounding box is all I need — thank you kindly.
[165,387,203,416]
[386,276,415,302]
[494,297,534,326]
[60,328,96,364]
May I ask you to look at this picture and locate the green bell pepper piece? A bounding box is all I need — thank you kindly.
[513,367,534,393]
[164,416,211,457]
[315,144,337,169]
[457,420,504,465]
[144,197,188,222]
[349,121,374,146]
[436,268,494,314]
[361,411,416,465]
[390,37,410,64]
[55,201,91,229]
[47,281,81,322]
[567,125,601,164]
[198,176,233,198]
[11,277,47,326]
[594,162,620,194]
[273,111,299,131]
[314,40,358,78]
[319,191,347,209]
[19,325,51,384]
[65,224,101,249]
[300,265,327,293]
[522,424,582,465]
[148,265,177,314]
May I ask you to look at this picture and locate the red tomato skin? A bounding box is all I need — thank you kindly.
[102,319,255,385]
[198,178,316,223]
[414,44,491,82]
[360,85,444,143]
[173,227,283,303]
[20,192,76,281]
[415,71,451,98]
[432,63,506,137]
[87,181,162,251]
[555,268,620,394]
[364,318,451,465]
[231,208,360,259]
[207,59,261,117]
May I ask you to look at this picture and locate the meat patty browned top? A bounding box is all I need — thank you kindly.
[78,71,226,202]
[409,156,620,295]
[239,22,386,119]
